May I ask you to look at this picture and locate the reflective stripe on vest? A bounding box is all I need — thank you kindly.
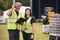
[23,17,32,33]
[7,10,21,30]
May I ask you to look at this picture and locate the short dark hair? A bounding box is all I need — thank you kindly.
[25,8,31,18]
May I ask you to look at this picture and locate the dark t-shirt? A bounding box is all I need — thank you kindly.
[15,10,19,16]
[25,17,36,24]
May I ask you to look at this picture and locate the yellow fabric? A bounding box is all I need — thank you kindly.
[48,12,54,23]
[7,10,21,30]
[23,17,32,33]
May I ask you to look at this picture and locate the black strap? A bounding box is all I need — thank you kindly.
[15,10,19,16]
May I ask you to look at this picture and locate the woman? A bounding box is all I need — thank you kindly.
[21,8,36,40]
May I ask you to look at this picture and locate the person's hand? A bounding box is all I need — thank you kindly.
[31,34,34,39]
[20,22,24,25]
[20,25,24,32]
[21,27,23,32]
[11,5,15,9]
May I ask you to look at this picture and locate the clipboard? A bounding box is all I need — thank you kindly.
[16,18,25,24]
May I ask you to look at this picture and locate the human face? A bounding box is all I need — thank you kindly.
[15,4,21,10]
[26,10,30,16]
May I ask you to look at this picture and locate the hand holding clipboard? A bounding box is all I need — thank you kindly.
[16,18,25,25]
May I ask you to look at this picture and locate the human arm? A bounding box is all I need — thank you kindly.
[31,17,36,39]
[7,5,15,16]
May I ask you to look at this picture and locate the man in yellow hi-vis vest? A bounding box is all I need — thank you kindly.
[7,2,22,40]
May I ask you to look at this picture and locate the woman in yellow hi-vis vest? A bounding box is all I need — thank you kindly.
[7,2,22,40]
[21,8,36,40]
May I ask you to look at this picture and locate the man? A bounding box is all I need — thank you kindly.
[7,2,22,40]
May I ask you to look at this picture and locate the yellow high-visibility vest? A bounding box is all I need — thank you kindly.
[7,10,21,30]
[23,17,32,33]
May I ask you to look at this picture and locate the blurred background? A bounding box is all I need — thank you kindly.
[0,0,60,40]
